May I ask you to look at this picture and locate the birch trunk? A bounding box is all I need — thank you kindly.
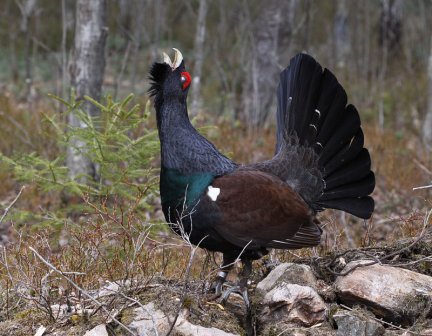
[423,38,432,151]
[334,0,350,69]
[190,0,208,117]
[16,0,37,102]
[250,0,281,128]
[67,0,107,183]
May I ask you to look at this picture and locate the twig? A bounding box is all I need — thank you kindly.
[0,111,34,147]
[391,255,432,267]
[326,260,377,276]
[325,208,432,276]
[413,158,432,176]
[380,208,430,261]
[413,184,432,191]
[166,234,208,336]
[0,186,26,224]
[28,246,136,336]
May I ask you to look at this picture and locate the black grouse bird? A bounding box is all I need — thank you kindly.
[149,48,375,306]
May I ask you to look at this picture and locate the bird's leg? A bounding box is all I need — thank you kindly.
[221,259,252,310]
[214,270,228,296]
[210,254,235,297]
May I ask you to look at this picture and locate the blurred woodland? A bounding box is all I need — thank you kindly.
[0,0,431,332]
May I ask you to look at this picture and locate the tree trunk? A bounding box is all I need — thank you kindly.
[249,0,282,128]
[67,0,107,184]
[379,0,402,53]
[152,0,163,59]
[190,0,208,117]
[334,0,350,69]
[60,0,68,100]
[16,0,37,102]
[131,0,146,90]
[423,37,432,151]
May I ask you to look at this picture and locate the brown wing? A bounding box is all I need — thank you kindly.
[210,170,321,250]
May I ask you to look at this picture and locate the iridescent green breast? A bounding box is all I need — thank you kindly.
[160,167,215,211]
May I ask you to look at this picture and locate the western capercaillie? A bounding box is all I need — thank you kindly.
[149,49,375,307]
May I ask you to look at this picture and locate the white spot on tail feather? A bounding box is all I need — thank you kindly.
[207,186,220,201]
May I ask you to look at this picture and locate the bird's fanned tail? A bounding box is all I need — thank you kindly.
[275,53,375,219]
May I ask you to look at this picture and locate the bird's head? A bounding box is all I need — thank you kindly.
[148,48,192,103]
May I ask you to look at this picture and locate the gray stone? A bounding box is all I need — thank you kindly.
[34,326,47,336]
[175,317,240,336]
[257,263,319,294]
[83,325,109,336]
[333,310,385,336]
[128,302,239,336]
[128,302,170,336]
[260,283,327,327]
[335,260,432,325]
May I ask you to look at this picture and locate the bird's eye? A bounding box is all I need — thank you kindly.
[180,71,191,90]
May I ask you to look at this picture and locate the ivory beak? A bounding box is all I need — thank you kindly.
[162,48,183,70]
[172,48,183,69]
[162,52,173,67]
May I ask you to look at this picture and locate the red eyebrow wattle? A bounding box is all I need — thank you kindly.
[181,71,191,90]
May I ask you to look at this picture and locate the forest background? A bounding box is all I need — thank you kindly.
[0,0,431,332]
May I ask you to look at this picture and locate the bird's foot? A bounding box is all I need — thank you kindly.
[208,278,250,310]
[207,259,252,312]
[220,284,250,310]
[207,271,228,301]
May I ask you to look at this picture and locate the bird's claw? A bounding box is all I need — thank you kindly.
[208,280,250,310]
[220,285,250,310]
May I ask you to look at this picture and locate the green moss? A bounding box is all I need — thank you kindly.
[182,295,194,309]
[14,308,36,320]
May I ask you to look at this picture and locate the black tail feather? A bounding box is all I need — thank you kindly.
[315,72,347,144]
[315,196,375,219]
[275,53,375,219]
[320,171,375,201]
[324,149,371,190]
[318,104,360,165]
[323,129,365,177]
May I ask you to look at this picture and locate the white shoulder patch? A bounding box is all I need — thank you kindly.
[207,185,220,201]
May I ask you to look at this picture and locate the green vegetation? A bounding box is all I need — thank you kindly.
[0,93,159,229]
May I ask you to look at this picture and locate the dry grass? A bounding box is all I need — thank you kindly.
[0,195,220,333]
[0,92,431,333]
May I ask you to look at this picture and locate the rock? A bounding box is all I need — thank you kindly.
[335,260,432,325]
[83,325,109,336]
[333,310,385,336]
[34,325,46,336]
[128,302,239,336]
[129,302,170,336]
[259,283,327,327]
[257,263,327,327]
[175,317,240,336]
[257,263,319,294]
